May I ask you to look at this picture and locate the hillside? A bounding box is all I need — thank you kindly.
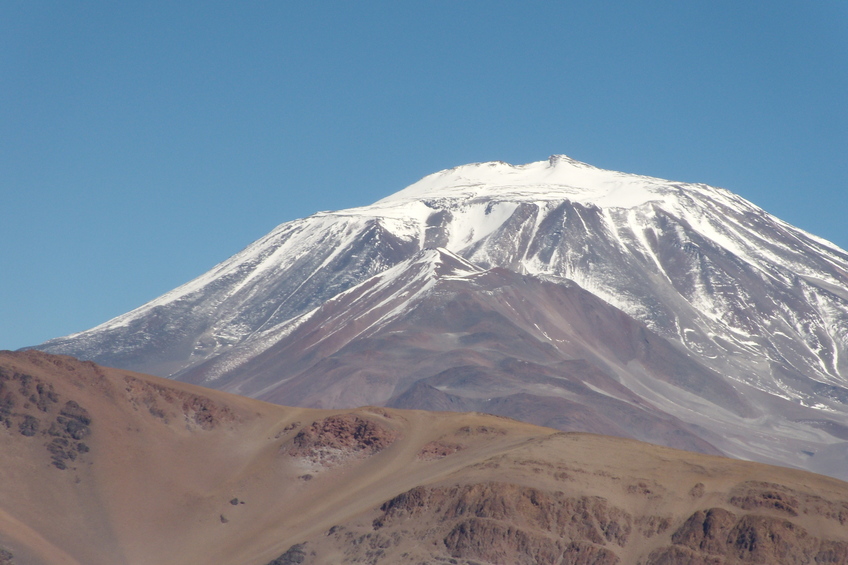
[1,351,847,564]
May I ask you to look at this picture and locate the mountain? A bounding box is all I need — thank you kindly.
[34,156,848,480]
[2,351,848,565]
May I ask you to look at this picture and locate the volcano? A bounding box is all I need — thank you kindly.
[35,156,848,480]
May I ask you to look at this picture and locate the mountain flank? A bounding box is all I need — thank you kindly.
[33,156,848,482]
[1,351,847,564]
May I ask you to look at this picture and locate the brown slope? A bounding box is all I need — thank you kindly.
[0,351,847,565]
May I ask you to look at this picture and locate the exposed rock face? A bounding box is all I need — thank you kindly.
[122,374,239,430]
[648,507,848,564]
[370,483,633,564]
[0,363,92,470]
[316,475,848,565]
[443,518,566,565]
[417,440,463,460]
[377,483,632,545]
[285,413,399,468]
[729,481,848,524]
[670,508,738,555]
[265,543,308,565]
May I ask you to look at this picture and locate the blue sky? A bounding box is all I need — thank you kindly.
[2,1,846,351]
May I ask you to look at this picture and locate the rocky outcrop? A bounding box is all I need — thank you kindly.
[728,481,801,516]
[670,508,737,555]
[371,482,631,563]
[0,366,91,470]
[285,414,399,468]
[377,483,631,544]
[265,543,308,565]
[560,542,620,565]
[417,440,463,460]
[443,518,564,565]
[122,375,238,430]
[331,478,848,565]
[647,507,848,564]
[728,480,848,525]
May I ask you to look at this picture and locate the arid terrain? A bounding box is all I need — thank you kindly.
[1,350,847,565]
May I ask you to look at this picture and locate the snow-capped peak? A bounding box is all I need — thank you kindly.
[374,155,686,210]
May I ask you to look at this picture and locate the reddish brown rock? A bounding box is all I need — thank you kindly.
[652,507,848,565]
[671,508,737,555]
[417,440,463,460]
[373,482,634,563]
[560,541,620,565]
[444,517,562,565]
[728,481,799,516]
[646,545,723,565]
[286,413,399,467]
[122,375,238,429]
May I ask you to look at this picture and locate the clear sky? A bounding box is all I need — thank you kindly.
[2,1,846,351]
